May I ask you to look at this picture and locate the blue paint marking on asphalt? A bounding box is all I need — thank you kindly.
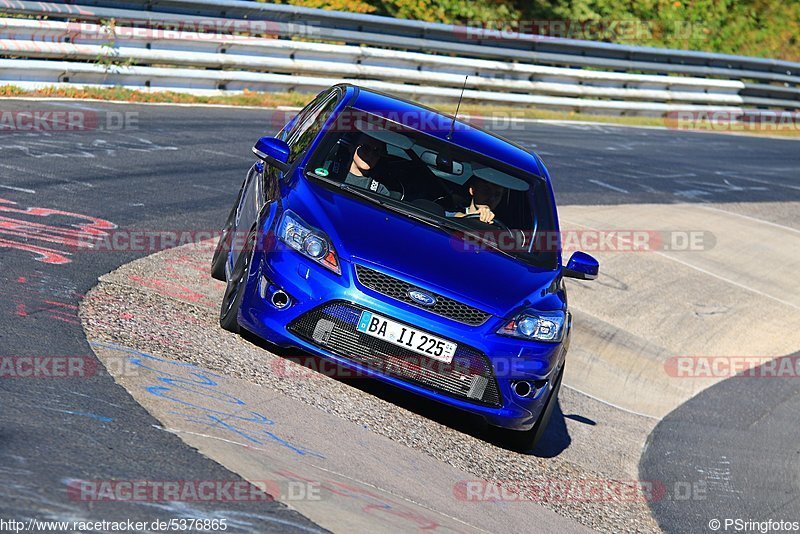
[89,341,325,459]
[174,411,325,458]
[41,407,114,422]
[146,385,273,424]
[70,411,114,422]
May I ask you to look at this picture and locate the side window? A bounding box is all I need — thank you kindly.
[285,89,341,163]
[277,90,326,142]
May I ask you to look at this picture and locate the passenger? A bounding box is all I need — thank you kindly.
[447,177,505,224]
[344,135,391,196]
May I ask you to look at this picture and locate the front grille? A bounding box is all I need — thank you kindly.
[288,301,502,406]
[355,265,492,326]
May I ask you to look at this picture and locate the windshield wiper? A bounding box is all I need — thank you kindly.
[455,225,517,260]
[428,216,519,260]
[308,172,381,201]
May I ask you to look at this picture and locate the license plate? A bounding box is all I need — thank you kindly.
[356,311,457,364]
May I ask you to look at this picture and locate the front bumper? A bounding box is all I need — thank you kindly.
[238,241,567,431]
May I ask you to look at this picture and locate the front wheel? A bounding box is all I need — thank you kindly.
[219,228,256,333]
[210,226,231,281]
[495,364,564,452]
[211,206,238,281]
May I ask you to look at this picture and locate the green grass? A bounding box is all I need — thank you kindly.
[2,84,797,138]
[0,85,312,107]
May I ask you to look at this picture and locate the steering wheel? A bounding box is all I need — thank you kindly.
[461,212,512,233]
[460,213,528,249]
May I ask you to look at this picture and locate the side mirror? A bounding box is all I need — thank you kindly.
[563,251,599,280]
[252,136,290,172]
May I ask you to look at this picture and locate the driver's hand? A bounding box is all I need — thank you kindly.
[474,205,495,224]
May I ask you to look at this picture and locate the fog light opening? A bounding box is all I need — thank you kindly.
[271,289,290,309]
[512,380,533,398]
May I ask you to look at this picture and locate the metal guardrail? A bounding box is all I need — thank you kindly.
[0,0,797,114]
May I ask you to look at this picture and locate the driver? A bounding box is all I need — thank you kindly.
[344,134,391,196]
[447,177,505,224]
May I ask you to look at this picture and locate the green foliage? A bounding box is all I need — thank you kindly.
[263,0,377,13]
[94,19,137,72]
[259,0,800,61]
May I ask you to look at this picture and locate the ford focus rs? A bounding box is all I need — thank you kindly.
[212,84,599,450]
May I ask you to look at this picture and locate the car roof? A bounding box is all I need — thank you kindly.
[342,85,544,178]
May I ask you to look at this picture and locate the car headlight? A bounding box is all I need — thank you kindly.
[498,311,567,342]
[278,210,340,274]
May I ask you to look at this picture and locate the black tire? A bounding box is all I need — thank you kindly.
[496,364,565,452]
[210,226,231,281]
[211,205,238,281]
[219,228,256,333]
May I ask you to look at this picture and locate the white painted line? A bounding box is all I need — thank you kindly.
[653,251,800,311]
[696,204,800,235]
[87,163,121,173]
[720,172,800,192]
[0,163,62,181]
[45,101,106,112]
[513,119,800,141]
[650,173,699,179]
[201,148,253,161]
[0,184,36,194]
[588,179,629,194]
[192,183,231,194]
[563,217,800,312]
[563,384,662,421]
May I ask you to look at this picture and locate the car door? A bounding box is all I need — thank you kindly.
[229,87,342,267]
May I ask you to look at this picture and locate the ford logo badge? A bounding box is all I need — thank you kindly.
[408,290,436,306]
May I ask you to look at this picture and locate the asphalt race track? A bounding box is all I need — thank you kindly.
[1,99,798,531]
[0,101,324,532]
[641,352,800,532]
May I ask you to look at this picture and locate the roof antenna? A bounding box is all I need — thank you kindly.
[447,75,468,141]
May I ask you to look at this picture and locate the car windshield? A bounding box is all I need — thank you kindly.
[304,108,557,269]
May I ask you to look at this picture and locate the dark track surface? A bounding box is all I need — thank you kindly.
[0,99,798,530]
[0,101,322,531]
[640,353,800,533]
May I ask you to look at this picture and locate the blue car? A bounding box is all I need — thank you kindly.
[211,84,598,450]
